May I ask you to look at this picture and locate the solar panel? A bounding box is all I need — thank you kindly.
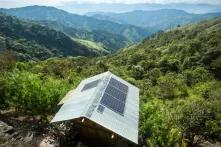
[105,84,127,102]
[99,77,128,115]
[100,93,125,115]
[109,78,128,93]
[81,79,100,92]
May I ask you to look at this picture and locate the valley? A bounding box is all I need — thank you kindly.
[0,4,221,147]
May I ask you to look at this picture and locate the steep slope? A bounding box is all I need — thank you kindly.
[108,17,221,79]
[89,9,221,30]
[1,17,221,147]
[0,6,153,42]
[37,20,131,52]
[0,12,107,60]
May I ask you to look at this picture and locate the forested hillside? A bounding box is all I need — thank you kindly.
[0,6,153,42]
[0,17,221,146]
[0,12,107,60]
[37,20,131,52]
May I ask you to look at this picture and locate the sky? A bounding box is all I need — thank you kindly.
[1,0,221,8]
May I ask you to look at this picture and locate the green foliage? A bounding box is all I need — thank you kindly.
[131,65,144,80]
[140,99,181,147]
[156,73,188,99]
[0,71,71,119]
[0,51,16,72]
[0,17,221,146]
[96,61,109,72]
[1,6,152,43]
[177,99,221,143]
[47,22,132,52]
[183,67,213,86]
[191,81,221,100]
[0,12,105,60]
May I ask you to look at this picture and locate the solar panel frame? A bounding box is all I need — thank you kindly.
[81,79,100,92]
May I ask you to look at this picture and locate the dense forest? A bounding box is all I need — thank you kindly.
[0,15,220,147]
[2,6,220,54]
[36,20,132,52]
[0,12,108,60]
[0,6,152,42]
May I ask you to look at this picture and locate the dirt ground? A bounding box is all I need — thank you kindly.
[0,109,59,147]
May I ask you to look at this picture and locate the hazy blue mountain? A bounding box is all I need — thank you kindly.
[58,3,221,14]
[0,12,107,60]
[0,6,153,42]
[88,9,221,30]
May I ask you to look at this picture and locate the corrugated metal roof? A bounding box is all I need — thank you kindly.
[51,71,139,144]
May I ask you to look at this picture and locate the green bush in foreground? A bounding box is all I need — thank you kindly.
[0,71,71,120]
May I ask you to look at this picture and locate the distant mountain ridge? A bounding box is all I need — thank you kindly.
[0,6,153,43]
[88,9,221,30]
[0,12,106,60]
[58,3,221,14]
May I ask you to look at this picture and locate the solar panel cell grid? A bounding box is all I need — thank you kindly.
[105,84,127,102]
[109,78,128,93]
[100,93,125,114]
[98,77,129,115]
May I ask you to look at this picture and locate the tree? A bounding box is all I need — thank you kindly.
[96,61,109,72]
[0,51,16,73]
[131,65,144,80]
[156,73,188,99]
[140,99,181,147]
[177,100,221,146]
[183,67,213,86]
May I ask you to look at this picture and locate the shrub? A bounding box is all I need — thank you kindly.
[0,71,71,120]
[156,73,188,99]
[140,99,181,147]
[177,100,221,145]
[183,67,213,86]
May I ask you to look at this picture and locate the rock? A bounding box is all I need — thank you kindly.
[39,136,57,147]
[23,131,34,143]
[0,121,13,134]
[196,141,221,147]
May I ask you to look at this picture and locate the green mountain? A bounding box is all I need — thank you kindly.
[41,17,220,145]
[0,6,153,42]
[0,12,107,60]
[88,9,221,30]
[0,16,221,147]
[37,20,131,52]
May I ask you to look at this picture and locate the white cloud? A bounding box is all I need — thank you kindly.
[0,0,61,8]
[0,0,221,8]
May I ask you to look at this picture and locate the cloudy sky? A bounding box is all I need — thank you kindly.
[0,0,221,8]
